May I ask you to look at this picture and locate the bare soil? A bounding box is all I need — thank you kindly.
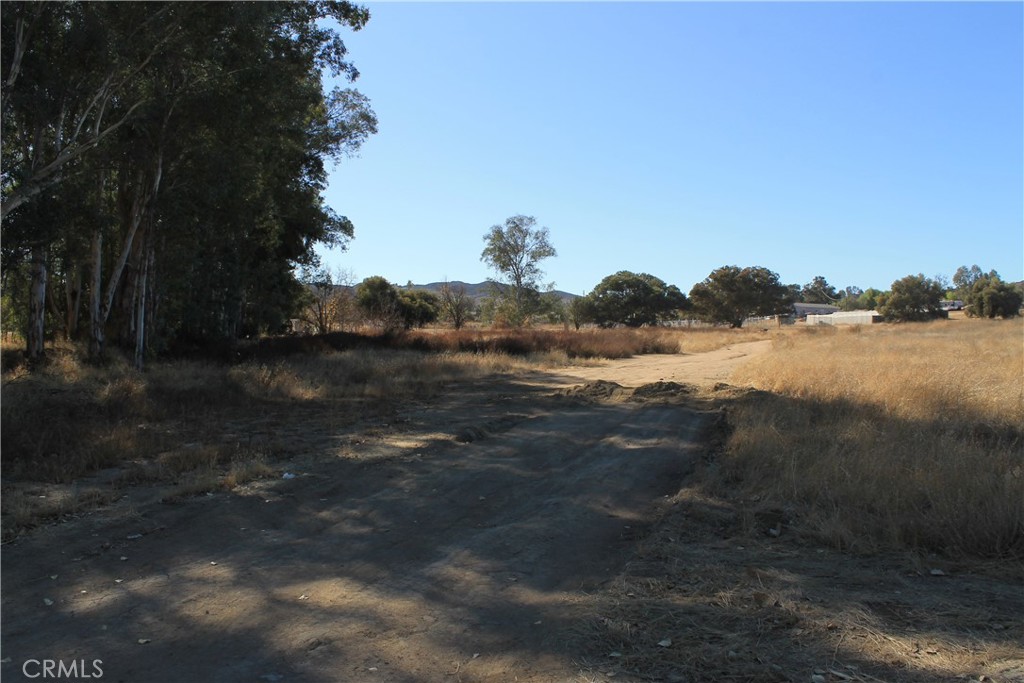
[3,342,1022,683]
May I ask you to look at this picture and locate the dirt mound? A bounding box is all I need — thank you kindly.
[629,381,697,401]
[454,414,529,443]
[563,380,627,401]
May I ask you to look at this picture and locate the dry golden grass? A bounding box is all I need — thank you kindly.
[719,318,1024,559]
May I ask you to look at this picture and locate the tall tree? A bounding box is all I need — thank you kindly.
[586,271,687,327]
[2,2,377,364]
[689,265,793,328]
[438,281,472,330]
[480,215,556,326]
[800,275,839,304]
[952,265,985,299]
[964,273,1022,319]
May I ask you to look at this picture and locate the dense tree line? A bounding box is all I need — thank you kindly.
[1,1,377,365]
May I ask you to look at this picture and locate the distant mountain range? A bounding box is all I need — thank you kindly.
[399,281,579,302]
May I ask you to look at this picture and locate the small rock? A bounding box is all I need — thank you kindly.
[811,675,826,683]
[43,598,54,606]
[658,638,673,648]
[282,472,297,480]
[608,651,622,658]
[120,556,128,561]
[929,568,946,576]
[138,638,151,645]
[127,534,142,540]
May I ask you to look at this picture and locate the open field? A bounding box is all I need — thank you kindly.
[2,322,1022,682]
[725,319,1024,558]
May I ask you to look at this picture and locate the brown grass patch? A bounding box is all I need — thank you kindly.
[716,318,1024,559]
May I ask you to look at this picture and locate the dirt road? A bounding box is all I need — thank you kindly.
[6,341,1021,683]
[1,347,741,682]
[552,340,772,389]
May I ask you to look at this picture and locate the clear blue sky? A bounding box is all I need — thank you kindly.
[320,2,1023,295]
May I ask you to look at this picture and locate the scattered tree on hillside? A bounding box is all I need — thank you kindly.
[480,215,556,326]
[585,271,687,327]
[878,274,945,322]
[438,281,472,330]
[800,276,839,304]
[963,272,1022,318]
[689,266,792,328]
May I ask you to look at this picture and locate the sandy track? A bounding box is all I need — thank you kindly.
[550,340,772,388]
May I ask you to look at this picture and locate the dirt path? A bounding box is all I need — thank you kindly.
[550,339,772,388]
[4,342,1022,683]
[1,366,716,682]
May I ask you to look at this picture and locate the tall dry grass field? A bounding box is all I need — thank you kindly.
[720,319,1024,559]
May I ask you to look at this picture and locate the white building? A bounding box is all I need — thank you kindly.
[806,310,883,326]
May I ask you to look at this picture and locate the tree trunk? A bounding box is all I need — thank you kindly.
[26,244,48,361]
[133,236,149,370]
[88,228,105,359]
[89,150,163,360]
[65,264,82,340]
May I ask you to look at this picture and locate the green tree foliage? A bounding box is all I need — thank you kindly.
[1,2,377,363]
[566,296,593,330]
[585,271,687,327]
[857,287,883,311]
[800,276,839,304]
[355,276,402,330]
[689,266,792,328]
[480,215,556,327]
[837,285,864,311]
[398,289,440,329]
[952,265,985,300]
[964,273,1022,319]
[878,274,946,322]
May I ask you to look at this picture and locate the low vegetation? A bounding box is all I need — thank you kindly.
[719,319,1024,560]
[0,326,768,538]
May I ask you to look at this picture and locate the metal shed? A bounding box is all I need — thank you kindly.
[807,310,883,326]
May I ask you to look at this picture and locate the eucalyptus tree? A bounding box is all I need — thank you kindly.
[2,1,377,364]
[480,215,556,326]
